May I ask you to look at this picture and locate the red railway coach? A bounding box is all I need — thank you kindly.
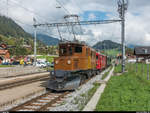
[96,52,107,71]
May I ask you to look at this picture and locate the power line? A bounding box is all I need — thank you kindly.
[55,0,71,15]
[8,0,64,23]
[8,0,48,23]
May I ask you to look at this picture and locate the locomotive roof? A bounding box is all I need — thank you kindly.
[59,40,93,48]
[59,40,97,51]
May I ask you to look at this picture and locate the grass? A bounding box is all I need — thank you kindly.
[96,63,150,111]
[104,49,121,57]
[114,64,122,73]
[0,65,14,67]
[101,66,112,80]
[72,82,100,110]
[79,83,100,110]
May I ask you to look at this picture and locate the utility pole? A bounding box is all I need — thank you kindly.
[33,18,37,66]
[118,0,128,73]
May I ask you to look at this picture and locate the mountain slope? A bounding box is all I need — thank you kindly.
[93,40,121,50]
[36,34,59,46]
[0,16,32,38]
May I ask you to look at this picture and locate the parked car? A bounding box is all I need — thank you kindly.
[35,62,47,68]
[11,61,20,65]
[26,61,32,65]
[2,62,10,65]
[128,59,136,63]
[50,62,54,68]
[46,62,51,67]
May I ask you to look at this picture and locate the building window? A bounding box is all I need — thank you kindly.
[144,49,148,54]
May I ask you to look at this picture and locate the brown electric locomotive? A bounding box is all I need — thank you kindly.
[47,40,105,91]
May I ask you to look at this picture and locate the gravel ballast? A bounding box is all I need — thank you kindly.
[48,67,111,111]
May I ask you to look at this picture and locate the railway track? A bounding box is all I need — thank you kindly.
[7,71,96,111]
[0,76,49,91]
[9,91,69,111]
[7,68,110,111]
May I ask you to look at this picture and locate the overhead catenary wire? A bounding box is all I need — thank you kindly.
[55,0,71,15]
[7,0,66,23]
[7,0,49,23]
[1,0,64,39]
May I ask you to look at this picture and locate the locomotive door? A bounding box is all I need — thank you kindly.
[74,59,79,70]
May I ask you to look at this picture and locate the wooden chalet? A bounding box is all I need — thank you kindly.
[134,46,150,63]
[0,43,10,64]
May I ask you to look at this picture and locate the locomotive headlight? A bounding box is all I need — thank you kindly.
[55,60,59,64]
[51,71,54,75]
[67,60,71,64]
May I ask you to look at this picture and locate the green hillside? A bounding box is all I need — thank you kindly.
[36,34,59,46]
[93,40,134,57]
[0,16,32,38]
[93,40,121,50]
[0,16,48,56]
[104,49,121,57]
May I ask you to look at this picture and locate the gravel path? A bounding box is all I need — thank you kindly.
[83,66,114,111]
[47,68,111,111]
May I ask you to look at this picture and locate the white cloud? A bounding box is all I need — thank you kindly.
[0,0,150,46]
[88,13,96,20]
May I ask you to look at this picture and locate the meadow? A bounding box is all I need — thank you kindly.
[96,63,150,111]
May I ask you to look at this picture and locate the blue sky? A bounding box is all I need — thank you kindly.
[80,11,111,21]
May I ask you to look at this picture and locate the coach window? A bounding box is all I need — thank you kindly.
[75,46,82,53]
[96,55,98,60]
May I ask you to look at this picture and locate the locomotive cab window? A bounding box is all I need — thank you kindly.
[75,46,82,53]
[60,47,67,56]
[69,47,73,55]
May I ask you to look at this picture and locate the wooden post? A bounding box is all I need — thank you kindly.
[135,57,138,74]
[141,62,143,76]
[147,63,149,80]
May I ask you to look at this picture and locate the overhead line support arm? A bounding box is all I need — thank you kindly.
[34,19,122,28]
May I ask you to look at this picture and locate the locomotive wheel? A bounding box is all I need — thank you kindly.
[87,71,92,78]
[96,71,100,75]
[80,75,86,85]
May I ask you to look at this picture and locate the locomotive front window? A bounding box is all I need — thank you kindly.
[60,47,67,55]
[75,46,82,53]
[69,47,73,55]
